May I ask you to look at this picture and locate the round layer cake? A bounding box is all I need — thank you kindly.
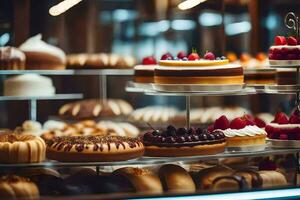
[244,69,276,85]
[142,126,226,157]
[4,74,55,96]
[46,135,144,162]
[19,34,66,70]
[155,59,243,84]
[0,133,46,164]
[0,46,26,70]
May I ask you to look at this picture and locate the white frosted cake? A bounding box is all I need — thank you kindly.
[4,74,55,96]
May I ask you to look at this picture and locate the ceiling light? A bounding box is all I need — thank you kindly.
[49,0,82,16]
[178,0,207,10]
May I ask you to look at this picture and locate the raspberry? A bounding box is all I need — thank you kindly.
[273,112,289,124]
[142,56,157,65]
[213,115,230,130]
[287,36,298,46]
[289,114,300,124]
[274,36,286,45]
[204,52,215,60]
[161,53,172,60]
[177,51,187,59]
[207,125,214,133]
[188,53,200,60]
[242,114,255,126]
[229,117,247,129]
[255,117,266,128]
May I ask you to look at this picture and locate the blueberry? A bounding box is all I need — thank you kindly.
[166,136,175,143]
[208,134,215,140]
[167,125,176,132]
[152,130,160,136]
[177,127,187,135]
[216,57,221,60]
[199,133,208,141]
[188,127,196,135]
[154,136,163,143]
[161,130,168,136]
[182,57,188,61]
[192,135,199,141]
[213,130,225,138]
[167,129,177,137]
[176,136,185,143]
[143,132,153,141]
[196,128,203,135]
[186,135,193,142]
[221,56,226,60]
[166,57,172,60]
[173,57,179,60]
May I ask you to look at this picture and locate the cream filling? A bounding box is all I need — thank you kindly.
[270,45,300,49]
[268,123,300,129]
[156,64,241,70]
[217,125,267,138]
[134,65,157,71]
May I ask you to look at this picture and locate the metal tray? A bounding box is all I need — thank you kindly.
[226,145,266,153]
[268,139,300,148]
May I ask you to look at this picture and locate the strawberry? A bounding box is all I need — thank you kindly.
[274,36,286,45]
[204,52,215,60]
[161,53,172,60]
[272,112,289,124]
[207,125,214,133]
[289,114,300,124]
[142,56,157,65]
[213,115,230,130]
[254,117,266,128]
[229,117,247,129]
[188,53,200,60]
[297,37,300,45]
[242,114,255,126]
[177,51,187,59]
[287,36,297,45]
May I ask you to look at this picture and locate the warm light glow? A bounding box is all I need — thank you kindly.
[178,0,207,10]
[49,0,82,16]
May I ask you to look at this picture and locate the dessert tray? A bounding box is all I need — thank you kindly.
[268,139,300,149]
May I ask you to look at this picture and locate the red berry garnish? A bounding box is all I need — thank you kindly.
[272,112,289,124]
[207,125,214,133]
[297,37,300,45]
[188,53,200,60]
[242,114,255,126]
[213,115,230,130]
[287,36,298,46]
[142,56,157,65]
[274,36,286,45]
[229,117,247,129]
[177,51,187,59]
[204,52,215,60]
[254,117,266,128]
[289,114,300,124]
[161,53,172,60]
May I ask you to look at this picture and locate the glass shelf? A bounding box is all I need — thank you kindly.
[0,94,83,101]
[0,69,134,76]
[0,148,298,169]
[270,64,300,69]
[126,81,257,96]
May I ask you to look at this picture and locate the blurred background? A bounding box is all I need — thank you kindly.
[0,0,299,127]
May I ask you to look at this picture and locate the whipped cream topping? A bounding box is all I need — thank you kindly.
[134,65,157,71]
[267,123,300,129]
[19,34,66,62]
[218,125,267,138]
[156,63,241,70]
[270,45,300,49]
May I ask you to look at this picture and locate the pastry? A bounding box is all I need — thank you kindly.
[0,133,46,163]
[269,36,300,66]
[193,165,234,189]
[134,56,157,83]
[234,169,263,188]
[4,74,55,96]
[276,69,298,85]
[158,164,195,193]
[210,115,267,149]
[258,171,287,188]
[59,99,133,120]
[20,120,43,136]
[211,175,249,192]
[155,51,243,84]
[19,34,66,70]
[41,120,140,141]
[0,175,39,200]
[244,69,276,85]
[66,53,135,69]
[142,125,226,157]
[266,111,300,140]
[113,167,163,194]
[0,46,25,70]
[129,106,179,125]
[46,135,144,162]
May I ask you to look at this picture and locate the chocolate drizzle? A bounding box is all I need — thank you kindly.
[47,135,142,152]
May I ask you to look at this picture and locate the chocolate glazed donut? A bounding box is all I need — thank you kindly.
[46,135,144,162]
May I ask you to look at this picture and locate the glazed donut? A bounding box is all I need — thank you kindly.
[46,135,144,162]
[0,133,46,164]
[0,175,39,200]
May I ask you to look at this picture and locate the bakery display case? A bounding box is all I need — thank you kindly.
[1,0,300,200]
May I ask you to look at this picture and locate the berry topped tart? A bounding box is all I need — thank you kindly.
[142,125,226,157]
[268,36,300,66]
[155,50,243,84]
[266,111,300,148]
[134,56,157,83]
[208,115,267,152]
